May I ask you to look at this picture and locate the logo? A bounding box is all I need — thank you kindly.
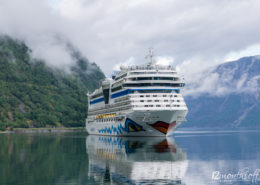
[212,167,260,184]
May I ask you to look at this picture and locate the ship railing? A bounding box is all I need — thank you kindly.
[131,104,187,110]
[88,104,133,116]
[88,97,130,112]
[114,96,130,103]
[129,93,180,98]
[127,65,176,71]
[88,100,131,114]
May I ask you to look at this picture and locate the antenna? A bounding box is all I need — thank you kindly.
[147,47,155,65]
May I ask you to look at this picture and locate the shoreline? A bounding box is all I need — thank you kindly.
[1,127,259,134]
[0,127,86,134]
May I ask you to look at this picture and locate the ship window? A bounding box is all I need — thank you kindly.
[140,95,144,97]
[112,86,122,92]
[145,105,148,107]
[155,100,159,102]
[137,77,152,80]
[163,95,167,97]
[164,100,168,102]
[174,95,178,97]
[162,77,173,80]
[146,95,150,97]
[153,95,157,97]
[130,72,157,75]
[148,100,152,102]
[115,73,127,81]
[131,77,154,81]
[90,93,103,99]
[140,100,144,102]
[156,105,161,107]
[166,105,170,107]
[153,77,174,80]
[149,105,153,107]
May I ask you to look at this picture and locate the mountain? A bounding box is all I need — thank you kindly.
[182,56,260,129]
[0,35,105,130]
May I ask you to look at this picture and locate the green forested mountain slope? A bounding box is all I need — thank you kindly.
[0,36,105,130]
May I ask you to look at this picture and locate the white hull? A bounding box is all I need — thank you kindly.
[86,109,188,137]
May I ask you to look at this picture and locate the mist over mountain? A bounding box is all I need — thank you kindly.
[182,56,260,129]
[1,34,259,130]
[0,35,105,130]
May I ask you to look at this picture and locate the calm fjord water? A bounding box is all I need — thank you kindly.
[0,131,259,185]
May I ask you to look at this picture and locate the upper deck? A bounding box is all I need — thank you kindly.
[88,50,186,109]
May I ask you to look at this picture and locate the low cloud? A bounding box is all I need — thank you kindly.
[30,35,74,70]
[112,57,136,72]
[183,57,260,97]
[1,0,260,96]
[156,56,174,66]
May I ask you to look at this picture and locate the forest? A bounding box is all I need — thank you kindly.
[0,35,105,130]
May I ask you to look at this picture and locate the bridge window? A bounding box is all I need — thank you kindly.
[90,93,103,100]
[114,73,127,81]
[111,86,122,92]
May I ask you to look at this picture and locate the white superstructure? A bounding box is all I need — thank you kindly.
[86,50,188,136]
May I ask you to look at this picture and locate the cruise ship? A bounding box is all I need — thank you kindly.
[86,50,188,136]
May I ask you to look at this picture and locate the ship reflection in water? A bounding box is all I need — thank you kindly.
[86,136,188,185]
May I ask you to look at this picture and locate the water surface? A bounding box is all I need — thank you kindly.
[0,131,259,185]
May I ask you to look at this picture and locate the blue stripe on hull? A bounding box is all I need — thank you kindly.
[90,97,104,105]
[111,89,131,99]
[90,88,180,104]
[111,89,180,99]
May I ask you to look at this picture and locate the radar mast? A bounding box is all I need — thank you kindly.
[148,47,155,65]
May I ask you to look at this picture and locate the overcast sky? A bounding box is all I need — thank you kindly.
[1,0,260,78]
